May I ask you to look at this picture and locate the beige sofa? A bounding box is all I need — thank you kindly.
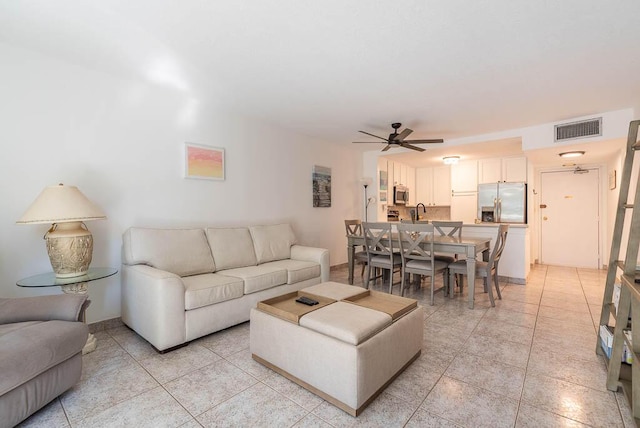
[121,223,329,352]
[0,294,89,428]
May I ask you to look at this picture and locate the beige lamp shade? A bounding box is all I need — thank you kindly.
[17,184,106,278]
[17,184,106,224]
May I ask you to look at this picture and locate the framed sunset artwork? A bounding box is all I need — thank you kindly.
[184,143,225,180]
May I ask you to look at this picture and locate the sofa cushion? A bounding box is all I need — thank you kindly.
[264,260,320,284]
[0,320,88,396]
[220,265,287,294]
[0,321,40,337]
[0,295,87,324]
[205,227,257,271]
[249,224,297,264]
[299,302,392,346]
[123,228,215,276]
[182,274,245,310]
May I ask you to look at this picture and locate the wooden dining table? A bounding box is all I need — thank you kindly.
[346,233,491,309]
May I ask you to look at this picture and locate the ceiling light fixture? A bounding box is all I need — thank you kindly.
[559,151,585,158]
[442,156,460,165]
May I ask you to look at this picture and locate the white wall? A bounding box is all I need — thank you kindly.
[608,137,640,266]
[521,109,634,152]
[606,149,623,265]
[0,44,362,323]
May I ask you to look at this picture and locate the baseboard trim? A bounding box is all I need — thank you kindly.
[88,317,124,334]
[330,263,349,271]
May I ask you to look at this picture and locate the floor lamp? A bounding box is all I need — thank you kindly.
[360,177,373,222]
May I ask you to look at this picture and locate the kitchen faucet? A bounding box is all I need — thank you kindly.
[416,203,427,221]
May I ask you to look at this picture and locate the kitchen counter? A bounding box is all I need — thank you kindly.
[388,220,528,229]
[465,223,528,228]
[462,224,530,283]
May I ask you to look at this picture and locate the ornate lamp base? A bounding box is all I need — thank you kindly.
[46,221,93,278]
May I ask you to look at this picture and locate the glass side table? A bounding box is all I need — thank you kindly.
[17,267,118,354]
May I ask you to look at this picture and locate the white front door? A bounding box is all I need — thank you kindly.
[540,169,600,268]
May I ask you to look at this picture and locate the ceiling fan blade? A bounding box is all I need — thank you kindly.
[352,141,384,144]
[403,139,444,144]
[393,128,413,141]
[358,130,389,142]
[381,144,392,152]
[400,143,426,152]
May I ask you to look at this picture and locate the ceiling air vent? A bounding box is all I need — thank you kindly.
[554,117,602,142]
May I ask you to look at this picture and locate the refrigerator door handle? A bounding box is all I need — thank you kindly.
[497,198,502,222]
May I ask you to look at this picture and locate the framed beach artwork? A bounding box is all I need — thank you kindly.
[184,143,225,180]
[312,165,331,207]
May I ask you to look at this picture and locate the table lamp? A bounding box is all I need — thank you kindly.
[17,184,106,278]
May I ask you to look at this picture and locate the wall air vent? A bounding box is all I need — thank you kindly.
[554,117,602,142]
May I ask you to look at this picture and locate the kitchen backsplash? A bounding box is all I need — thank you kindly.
[391,205,451,222]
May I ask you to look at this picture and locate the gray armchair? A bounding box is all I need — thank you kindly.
[0,294,89,428]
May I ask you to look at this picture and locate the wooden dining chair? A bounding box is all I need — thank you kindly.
[397,223,449,305]
[447,224,509,307]
[431,221,463,263]
[344,219,369,278]
[431,220,463,295]
[362,222,402,293]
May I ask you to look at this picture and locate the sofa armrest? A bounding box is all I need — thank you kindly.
[291,245,330,282]
[0,294,88,324]
[121,264,186,351]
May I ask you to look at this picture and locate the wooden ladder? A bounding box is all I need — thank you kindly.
[598,119,640,422]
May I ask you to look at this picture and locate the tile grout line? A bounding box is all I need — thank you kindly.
[513,264,546,427]
[57,266,625,427]
[577,268,631,427]
[519,267,615,427]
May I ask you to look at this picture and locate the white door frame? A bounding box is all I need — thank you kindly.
[535,164,606,269]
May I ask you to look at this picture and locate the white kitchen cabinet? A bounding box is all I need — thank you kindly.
[415,166,451,206]
[393,161,402,186]
[406,165,416,205]
[479,157,527,183]
[451,160,478,193]
[450,192,478,223]
[388,160,411,186]
[416,168,432,206]
[478,158,502,184]
[432,166,451,205]
[400,164,407,186]
[387,161,396,186]
[503,157,527,182]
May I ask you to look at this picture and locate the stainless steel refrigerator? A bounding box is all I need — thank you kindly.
[477,182,527,223]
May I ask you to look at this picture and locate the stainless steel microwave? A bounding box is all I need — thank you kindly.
[394,185,409,205]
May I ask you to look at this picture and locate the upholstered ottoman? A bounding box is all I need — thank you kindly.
[250,282,423,416]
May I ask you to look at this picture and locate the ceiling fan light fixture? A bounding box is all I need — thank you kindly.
[352,123,444,152]
[559,151,585,158]
[443,156,460,165]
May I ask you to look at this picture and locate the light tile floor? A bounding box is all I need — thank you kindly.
[18,264,634,427]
